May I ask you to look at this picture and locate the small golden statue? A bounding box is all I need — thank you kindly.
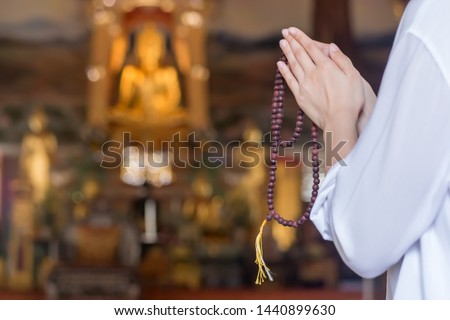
[112,23,185,125]
[183,171,223,229]
[20,108,57,205]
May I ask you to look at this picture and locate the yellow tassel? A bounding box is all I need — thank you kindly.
[255,219,274,285]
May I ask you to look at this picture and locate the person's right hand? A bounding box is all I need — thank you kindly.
[287,33,377,135]
[358,78,377,135]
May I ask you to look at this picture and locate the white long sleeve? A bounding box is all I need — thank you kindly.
[310,0,450,299]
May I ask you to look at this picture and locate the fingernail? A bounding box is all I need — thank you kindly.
[330,43,340,53]
[277,61,285,69]
[289,27,297,35]
[282,29,288,37]
[279,39,287,47]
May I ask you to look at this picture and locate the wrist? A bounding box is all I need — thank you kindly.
[323,112,358,134]
[323,114,358,171]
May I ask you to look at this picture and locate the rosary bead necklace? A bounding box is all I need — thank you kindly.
[255,55,321,285]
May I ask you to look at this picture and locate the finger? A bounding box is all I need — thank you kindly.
[329,43,355,76]
[279,38,306,80]
[277,61,301,102]
[284,28,331,57]
[313,40,330,56]
[281,29,312,75]
[282,28,315,71]
[281,30,315,74]
[288,27,329,65]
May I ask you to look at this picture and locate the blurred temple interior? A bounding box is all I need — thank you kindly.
[0,0,406,299]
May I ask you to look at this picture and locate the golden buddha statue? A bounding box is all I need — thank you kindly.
[73,177,101,221]
[20,109,57,205]
[113,23,185,124]
[183,171,223,229]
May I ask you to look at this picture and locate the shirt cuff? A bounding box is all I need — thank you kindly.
[309,162,341,241]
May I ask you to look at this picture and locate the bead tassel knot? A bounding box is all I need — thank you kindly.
[255,220,273,285]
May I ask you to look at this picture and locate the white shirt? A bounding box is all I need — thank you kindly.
[310,0,450,299]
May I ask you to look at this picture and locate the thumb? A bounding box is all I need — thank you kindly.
[329,43,354,74]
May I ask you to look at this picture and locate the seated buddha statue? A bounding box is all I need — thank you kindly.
[113,23,184,123]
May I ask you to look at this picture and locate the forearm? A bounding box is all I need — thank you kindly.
[323,114,358,171]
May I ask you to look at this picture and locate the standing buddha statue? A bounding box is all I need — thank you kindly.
[20,108,57,205]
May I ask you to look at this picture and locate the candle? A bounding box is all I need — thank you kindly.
[142,199,158,244]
